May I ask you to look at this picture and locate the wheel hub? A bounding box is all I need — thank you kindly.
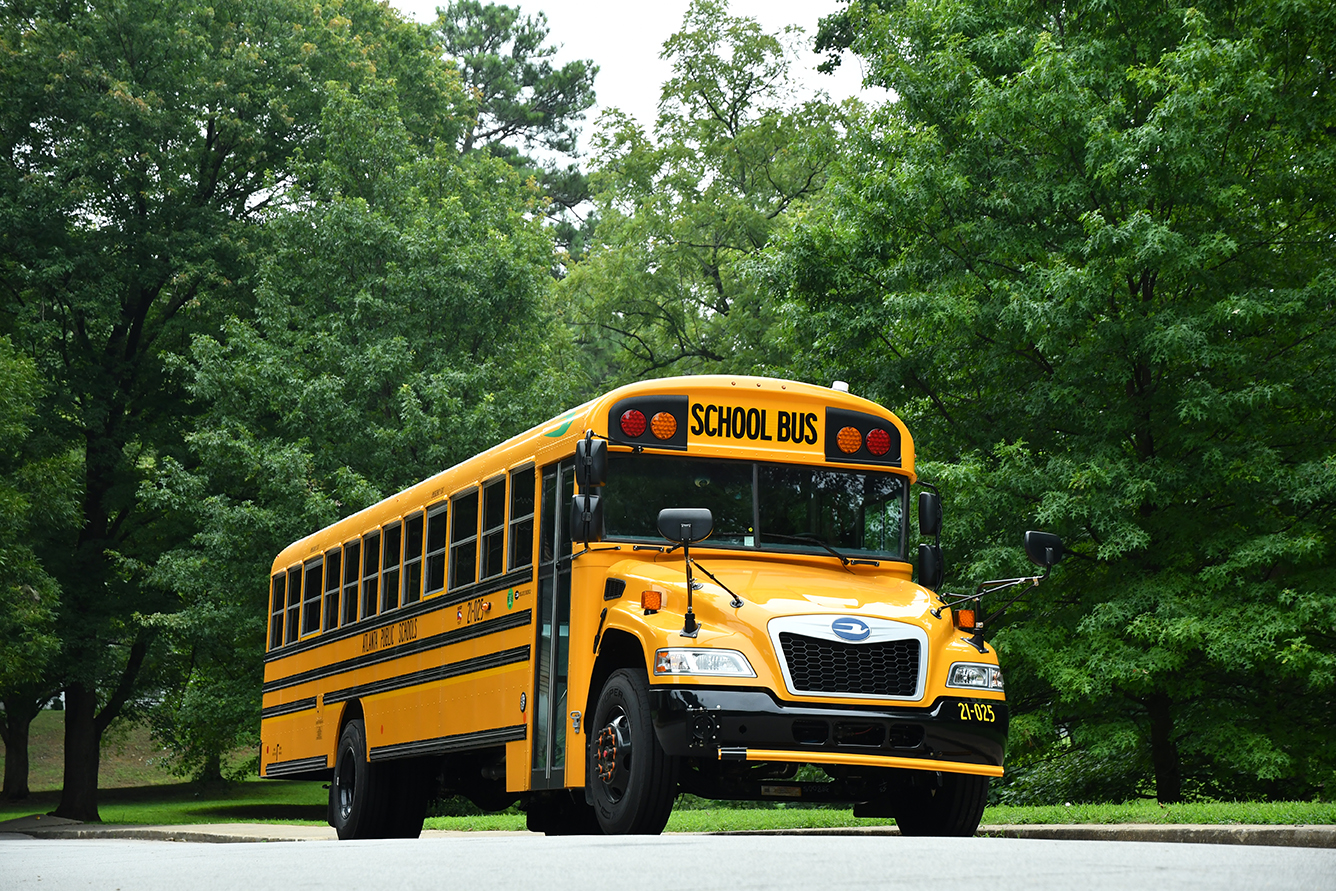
[594,711,632,801]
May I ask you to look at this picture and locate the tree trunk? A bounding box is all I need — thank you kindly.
[1145,692,1182,804]
[1,698,39,800]
[54,682,102,821]
[199,750,223,783]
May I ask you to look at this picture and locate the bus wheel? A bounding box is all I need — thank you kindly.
[587,669,677,834]
[330,719,386,839]
[892,773,989,837]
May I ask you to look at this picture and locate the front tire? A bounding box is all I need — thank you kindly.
[893,773,990,837]
[587,669,677,834]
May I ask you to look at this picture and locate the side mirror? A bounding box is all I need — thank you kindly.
[918,491,941,538]
[575,437,607,489]
[570,494,605,543]
[657,508,713,544]
[1024,531,1064,567]
[917,542,944,589]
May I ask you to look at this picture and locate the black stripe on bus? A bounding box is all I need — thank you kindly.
[262,608,532,694]
[322,645,530,706]
[369,724,527,761]
[264,566,535,664]
[260,697,317,720]
[263,755,328,778]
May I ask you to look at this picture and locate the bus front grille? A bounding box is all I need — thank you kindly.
[778,633,920,697]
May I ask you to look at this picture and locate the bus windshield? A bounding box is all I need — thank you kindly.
[602,454,908,561]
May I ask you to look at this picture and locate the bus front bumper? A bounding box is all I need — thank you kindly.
[647,686,1007,777]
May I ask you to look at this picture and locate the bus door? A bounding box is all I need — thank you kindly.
[532,460,574,790]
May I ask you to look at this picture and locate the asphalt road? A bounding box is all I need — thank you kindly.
[4,834,1334,891]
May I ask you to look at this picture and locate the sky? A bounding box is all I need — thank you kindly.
[388,0,886,153]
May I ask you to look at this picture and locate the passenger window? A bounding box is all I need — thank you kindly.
[361,531,380,619]
[269,574,285,650]
[403,512,424,605]
[425,503,447,596]
[508,466,535,571]
[342,540,360,625]
[450,490,479,589]
[302,559,323,636]
[481,478,506,579]
[323,548,342,631]
[381,522,402,612]
[285,566,302,644]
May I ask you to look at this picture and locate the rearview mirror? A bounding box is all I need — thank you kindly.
[918,491,941,538]
[575,438,607,489]
[570,494,605,543]
[1024,531,1064,567]
[917,542,944,589]
[657,508,713,545]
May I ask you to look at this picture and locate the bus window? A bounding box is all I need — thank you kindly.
[403,512,424,605]
[268,574,285,650]
[341,540,360,625]
[508,466,535,571]
[323,548,342,631]
[425,503,447,595]
[302,559,322,636]
[450,490,479,590]
[381,522,402,612]
[285,566,301,644]
[481,478,505,579]
[361,531,380,619]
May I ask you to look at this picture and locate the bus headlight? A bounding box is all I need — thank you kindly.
[655,648,756,677]
[946,662,1004,691]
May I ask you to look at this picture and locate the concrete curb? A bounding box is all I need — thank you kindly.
[3,814,1333,848]
[714,823,1336,848]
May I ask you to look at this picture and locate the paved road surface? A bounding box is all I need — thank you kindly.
[4,833,1333,891]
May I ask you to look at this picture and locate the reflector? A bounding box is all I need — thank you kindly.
[836,426,862,454]
[620,409,647,437]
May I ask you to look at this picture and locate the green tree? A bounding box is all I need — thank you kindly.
[435,1,598,256]
[0,0,462,819]
[563,0,844,387]
[774,0,1336,802]
[141,78,576,781]
[0,337,77,799]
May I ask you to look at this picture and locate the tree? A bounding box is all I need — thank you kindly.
[774,0,1336,802]
[0,0,463,819]
[434,1,598,257]
[563,0,844,387]
[0,337,76,799]
[140,76,577,781]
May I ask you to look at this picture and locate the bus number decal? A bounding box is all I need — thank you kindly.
[958,702,996,723]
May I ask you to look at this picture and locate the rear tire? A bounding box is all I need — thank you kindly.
[587,669,677,835]
[893,773,989,837]
[382,759,431,838]
[330,720,389,839]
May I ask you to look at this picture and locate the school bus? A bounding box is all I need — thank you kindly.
[259,375,1060,837]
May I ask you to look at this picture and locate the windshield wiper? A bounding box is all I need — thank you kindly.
[760,533,880,568]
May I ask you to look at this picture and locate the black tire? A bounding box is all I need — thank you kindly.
[586,669,677,835]
[892,773,990,837]
[330,719,389,839]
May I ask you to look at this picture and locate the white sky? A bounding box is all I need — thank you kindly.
[388,0,886,153]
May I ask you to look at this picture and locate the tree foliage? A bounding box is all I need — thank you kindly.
[0,0,468,815]
[562,0,845,386]
[774,0,1336,802]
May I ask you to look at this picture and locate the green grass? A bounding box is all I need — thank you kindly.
[0,780,329,826]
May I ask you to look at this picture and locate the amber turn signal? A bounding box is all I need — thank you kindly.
[641,590,662,612]
[953,608,976,630]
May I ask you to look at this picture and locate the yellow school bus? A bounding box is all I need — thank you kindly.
[260,375,1060,837]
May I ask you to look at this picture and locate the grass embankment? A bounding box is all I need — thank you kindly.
[4,710,1333,829]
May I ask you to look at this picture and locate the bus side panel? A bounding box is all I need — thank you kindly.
[360,661,530,756]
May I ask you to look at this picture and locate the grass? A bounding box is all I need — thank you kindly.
[4,710,1332,829]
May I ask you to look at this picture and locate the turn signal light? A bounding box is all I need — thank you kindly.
[836,426,862,454]
[650,411,677,440]
[953,608,976,630]
[641,590,662,612]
